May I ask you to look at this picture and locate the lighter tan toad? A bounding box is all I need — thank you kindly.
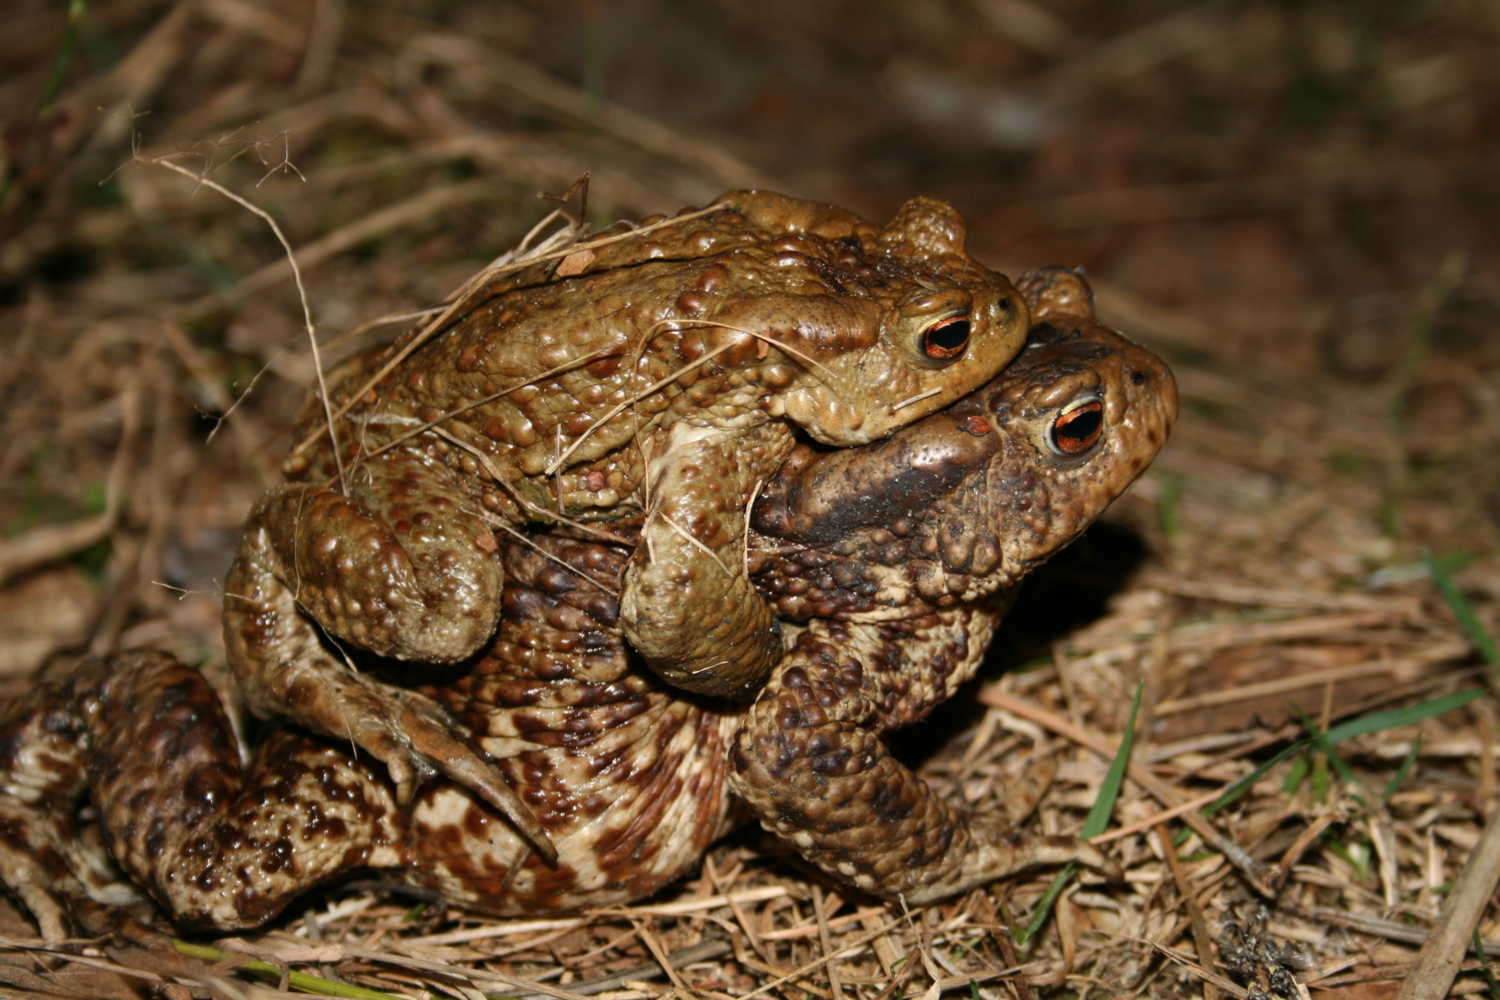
[222,191,1028,846]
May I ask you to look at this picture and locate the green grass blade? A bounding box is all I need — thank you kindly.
[1281,754,1310,794]
[1310,749,1333,802]
[1204,739,1312,816]
[174,941,405,1000]
[1474,929,1500,1000]
[36,0,87,115]
[1082,680,1143,839]
[1017,863,1075,946]
[1381,733,1421,802]
[1017,681,1143,944]
[1294,705,1359,791]
[1428,552,1500,667]
[1326,838,1371,879]
[1209,692,1475,818]
[1324,688,1485,743]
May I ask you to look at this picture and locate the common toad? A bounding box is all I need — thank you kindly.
[223,192,1029,841]
[0,269,1174,935]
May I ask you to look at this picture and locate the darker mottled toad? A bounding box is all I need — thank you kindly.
[0,269,1173,935]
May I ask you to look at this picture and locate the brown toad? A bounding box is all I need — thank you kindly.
[0,269,1174,935]
[224,192,1028,840]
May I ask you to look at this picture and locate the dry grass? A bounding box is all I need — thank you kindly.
[2,1,1499,997]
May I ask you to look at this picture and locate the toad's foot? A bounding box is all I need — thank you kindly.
[225,537,555,859]
[233,449,506,665]
[222,451,518,813]
[621,422,794,700]
[0,676,161,941]
[0,824,160,942]
[729,621,1117,902]
[0,651,410,933]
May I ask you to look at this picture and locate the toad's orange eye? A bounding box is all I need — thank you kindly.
[922,315,970,361]
[1049,398,1103,456]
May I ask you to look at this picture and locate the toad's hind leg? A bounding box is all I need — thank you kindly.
[223,453,554,859]
[0,651,409,934]
[0,669,157,940]
[728,620,1115,903]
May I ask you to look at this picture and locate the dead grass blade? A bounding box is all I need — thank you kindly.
[0,378,136,586]
[1396,812,1500,998]
[288,203,728,461]
[190,177,501,312]
[148,153,346,493]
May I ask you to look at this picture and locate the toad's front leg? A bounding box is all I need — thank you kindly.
[620,422,796,700]
[728,615,1115,902]
[223,449,553,858]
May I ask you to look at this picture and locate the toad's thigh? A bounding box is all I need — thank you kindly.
[408,701,740,914]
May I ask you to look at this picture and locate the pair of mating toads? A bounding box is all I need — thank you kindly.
[0,190,1176,938]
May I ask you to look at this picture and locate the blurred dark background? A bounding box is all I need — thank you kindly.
[1,0,1497,669]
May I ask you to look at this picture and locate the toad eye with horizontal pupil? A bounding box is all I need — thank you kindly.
[1049,397,1103,456]
[921,314,970,361]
